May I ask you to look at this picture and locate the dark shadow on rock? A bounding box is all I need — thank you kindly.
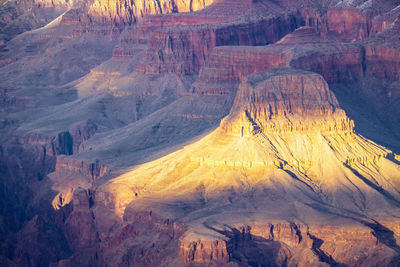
[331,82,400,154]
[360,220,400,254]
[307,232,345,267]
[344,163,400,208]
[204,223,290,267]
[0,143,73,266]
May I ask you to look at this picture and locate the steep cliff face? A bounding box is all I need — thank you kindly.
[136,1,400,77]
[325,7,369,41]
[358,17,400,137]
[12,120,98,156]
[221,68,350,135]
[364,19,400,82]
[279,27,365,84]
[88,0,214,25]
[303,0,400,42]
[0,140,71,266]
[0,0,214,42]
[179,222,400,267]
[59,0,215,29]
[195,26,365,94]
[139,12,302,75]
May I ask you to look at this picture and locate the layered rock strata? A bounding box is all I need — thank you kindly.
[221,68,352,135]
[2,0,400,266]
[139,14,303,74]
[197,27,365,88]
[87,0,215,25]
[98,68,400,266]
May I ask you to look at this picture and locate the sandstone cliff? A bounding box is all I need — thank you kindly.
[88,0,214,25]
[221,68,351,135]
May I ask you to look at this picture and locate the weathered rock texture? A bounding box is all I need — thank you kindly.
[221,68,351,135]
[88,0,214,25]
[138,2,303,75]
[1,0,400,266]
[98,68,400,266]
[179,222,400,266]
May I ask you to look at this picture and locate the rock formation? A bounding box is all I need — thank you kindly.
[1,0,400,266]
[99,67,400,266]
[221,68,352,135]
[88,0,214,25]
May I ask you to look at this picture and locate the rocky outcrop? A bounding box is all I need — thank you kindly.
[179,222,397,266]
[364,19,400,82]
[195,27,366,91]
[63,188,99,249]
[55,156,109,182]
[197,46,288,85]
[179,239,230,264]
[87,0,214,26]
[12,120,98,156]
[325,7,369,41]
[68,120,98,153]
[138,1,303,75]
[2,1,400,266]
[139,15,302,75]
[280,28,365,84]
[221,68,352,135]
[97,61,399,265]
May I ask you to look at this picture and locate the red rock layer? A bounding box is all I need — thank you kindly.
[195,26,365,93]
[325,7,369,41]
[303,2,400,42]
[179,239,230,264]
[139,14,302,75]
[364,19,400,81]
[196,41,288,86]
[179,222,397,266]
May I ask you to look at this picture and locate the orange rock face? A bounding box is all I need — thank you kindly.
[87,0,215,25]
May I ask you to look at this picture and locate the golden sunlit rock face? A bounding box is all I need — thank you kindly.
[1,0,400,266]
[222,68,353,135]
[88,0,215,24]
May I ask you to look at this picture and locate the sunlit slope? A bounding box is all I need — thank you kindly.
[100,68,400,228]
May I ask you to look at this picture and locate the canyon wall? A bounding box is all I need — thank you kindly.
[88,0,215,25]
[1,0,400,266]
[179,222,399,266]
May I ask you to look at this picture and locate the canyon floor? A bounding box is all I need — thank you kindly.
[1,0,400,266]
